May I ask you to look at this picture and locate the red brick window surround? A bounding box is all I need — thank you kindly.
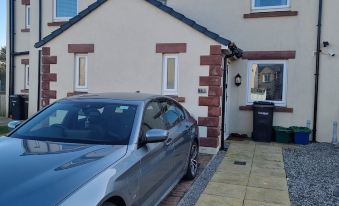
[21,59,29,65]
[156,43,187,54]
[244,11,298,18]
[47,21,67,27]
[68,44,95,53]
[242,51,296,60]
[21,0,30,5]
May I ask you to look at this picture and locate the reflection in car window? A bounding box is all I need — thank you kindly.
[142,102,166,133]
[10,102,138,145]
[161,101,185,129]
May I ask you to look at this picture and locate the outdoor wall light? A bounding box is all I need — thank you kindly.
[235,74,242,87]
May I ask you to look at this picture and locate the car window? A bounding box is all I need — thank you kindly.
[10,102,137,145]
[160,100,185,129]
[142,102,166,133]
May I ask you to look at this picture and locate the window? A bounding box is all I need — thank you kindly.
[11,102,138,145]
[54,0,78,21]
[252,0,290,10]
[25,65,29,89]
[161,101,185,129]
[163,55,178,95]
[25,6,31,28]
[75,55,88,91]
[247,60,287,106]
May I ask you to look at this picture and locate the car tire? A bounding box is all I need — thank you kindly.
[184,140,199,180]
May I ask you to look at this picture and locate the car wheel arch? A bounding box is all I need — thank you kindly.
[100,195,126,206]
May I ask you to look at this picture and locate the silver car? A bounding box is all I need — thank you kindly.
[0,93,199,206]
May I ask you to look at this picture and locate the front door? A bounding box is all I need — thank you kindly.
[224,62,231,139]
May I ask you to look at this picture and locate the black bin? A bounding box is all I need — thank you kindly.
[10,95,27,120]
[252,101,274,142]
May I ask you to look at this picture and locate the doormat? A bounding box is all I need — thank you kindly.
[234,161,247,165]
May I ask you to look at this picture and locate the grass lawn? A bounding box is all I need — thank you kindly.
[0,126,8,135]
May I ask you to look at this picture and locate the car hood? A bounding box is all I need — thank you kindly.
[0,137,127,206]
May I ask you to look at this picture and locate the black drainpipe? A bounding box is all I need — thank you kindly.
[8,0,16,117]
[220,54,228,151]
[37,0,43,110]
[312,0,323,143]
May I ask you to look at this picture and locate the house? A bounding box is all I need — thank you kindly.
[6,0,339,154]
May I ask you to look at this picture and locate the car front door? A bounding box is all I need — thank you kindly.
[161,100,192,178]
[138,100,175,206]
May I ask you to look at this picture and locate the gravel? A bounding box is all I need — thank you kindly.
[283,143,339,206]
[178,149,227,206]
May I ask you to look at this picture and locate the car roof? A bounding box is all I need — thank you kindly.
[64,92,163,102]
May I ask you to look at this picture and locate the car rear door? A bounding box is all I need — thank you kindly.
[138,100,174,206]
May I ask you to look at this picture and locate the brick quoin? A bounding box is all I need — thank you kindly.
[199,96,220,107]
[198,45,223,149]
[208,107,221,117]
[209,66,222,77]
[41,47,57,108]
[199,76,221,86]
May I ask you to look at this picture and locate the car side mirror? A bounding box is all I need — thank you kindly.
[8,120,22,131]
[145,129,169,143]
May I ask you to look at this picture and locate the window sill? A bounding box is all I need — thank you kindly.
[21,28,30,32]
[47,21,67,26]
[21,89,29,94]
[244,11,298,18]
[67,91,88,97]
[239,105,293,113]
[166,95,186,103]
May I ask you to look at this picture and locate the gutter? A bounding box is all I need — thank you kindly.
[313,0,324,142]
[37,0,43,110]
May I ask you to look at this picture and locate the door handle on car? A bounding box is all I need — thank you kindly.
[165,138,173,146]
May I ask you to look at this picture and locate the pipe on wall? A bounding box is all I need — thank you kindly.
[8,0,15,117]
[312,0,324,143]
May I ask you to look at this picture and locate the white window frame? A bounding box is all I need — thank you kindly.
[25,65,30,89]
[162,55,179,95]
[251,0,290,10]
[246,60,288,106]
[75,55,88,92]
[53,0,79,21]
[25,5,31,28]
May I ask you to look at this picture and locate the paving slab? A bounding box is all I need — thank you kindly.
[248,175,288,191]
[196,141,291,206]
[243,200,288,206]
[196,194,243,206]
[211,171,249,186]
[245,187,290,205]
[252,160,284,169]
[203,182,247,199]
[250,167,286,178]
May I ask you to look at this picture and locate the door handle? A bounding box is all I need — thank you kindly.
[165,138,173,146]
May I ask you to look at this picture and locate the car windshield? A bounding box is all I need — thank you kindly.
[10,101,138,145]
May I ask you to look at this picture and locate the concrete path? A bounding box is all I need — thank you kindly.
[0,117,11,126]
[196,141,291,206]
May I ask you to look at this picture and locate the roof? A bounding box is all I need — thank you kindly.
[65,92,161,102]
[35,0,241,51]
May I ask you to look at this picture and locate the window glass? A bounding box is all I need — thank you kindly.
[25,65,29,89]
[160,101,184,129]
[142,102,166,132]
[55,0,77,18]
[163,55,178,95]
[167,58,176,89]
[75,55,87,91]
[11,102,137,145]
[26,6,31,28]
[249,62,285,103]
[78,57,86,86]
[254,0,288,8]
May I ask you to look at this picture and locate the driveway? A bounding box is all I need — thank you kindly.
[196,141,291,206]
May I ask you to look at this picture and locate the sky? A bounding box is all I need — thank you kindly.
[0,0,6,48]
